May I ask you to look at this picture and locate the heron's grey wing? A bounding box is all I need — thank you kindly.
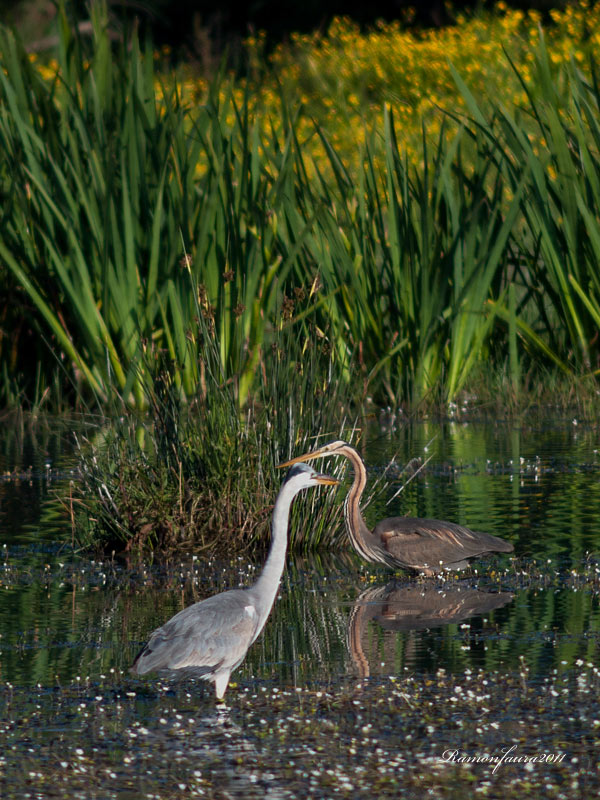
[132,589,260,675]
[373,517,513,569]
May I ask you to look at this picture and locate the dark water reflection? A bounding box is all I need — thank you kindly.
[347,582,514,678]
[1,546,599,689]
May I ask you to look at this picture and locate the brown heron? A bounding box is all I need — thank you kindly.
[278,441,513,575]
[131,463,339,699]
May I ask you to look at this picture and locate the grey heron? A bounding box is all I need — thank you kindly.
[131,463,339,699]
[278,441,513,575]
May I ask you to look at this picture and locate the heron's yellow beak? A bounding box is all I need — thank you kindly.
[314,473,339,487]
[277,447,329,469]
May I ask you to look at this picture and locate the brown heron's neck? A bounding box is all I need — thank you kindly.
[347,595,370,679]
[343,448,378,562]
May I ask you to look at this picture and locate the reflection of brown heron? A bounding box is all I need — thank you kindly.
[279,441,513,575]
[348,582,514,678]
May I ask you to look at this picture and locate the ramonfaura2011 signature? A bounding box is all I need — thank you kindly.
[441,745,567,774]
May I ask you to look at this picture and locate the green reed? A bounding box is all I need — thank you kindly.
[452,36,600,379]
[0,4,317,410]
[290,108,522,406]
[3,6,600,417]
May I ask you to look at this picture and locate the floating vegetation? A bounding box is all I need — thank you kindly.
[1,664,598,799]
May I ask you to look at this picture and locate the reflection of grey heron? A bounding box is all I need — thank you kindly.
[279,441,513,575]
[348,582,514,678]
[131,464,338,699]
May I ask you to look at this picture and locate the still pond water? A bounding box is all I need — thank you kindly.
[1,415,599,798]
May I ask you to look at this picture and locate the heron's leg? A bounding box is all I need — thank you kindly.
[214,671,231,700]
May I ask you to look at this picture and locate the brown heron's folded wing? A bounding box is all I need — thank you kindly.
[373,516,513,569]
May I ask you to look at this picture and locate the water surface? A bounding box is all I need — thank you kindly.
[1,416,599,798]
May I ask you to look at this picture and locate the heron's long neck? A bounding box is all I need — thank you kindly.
[251,481,295,631]
[343,451,375,561]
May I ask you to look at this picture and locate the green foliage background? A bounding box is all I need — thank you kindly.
[3,3,600,415]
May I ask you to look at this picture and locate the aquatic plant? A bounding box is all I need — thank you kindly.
[0,3,322,410]
[70,309,369,554]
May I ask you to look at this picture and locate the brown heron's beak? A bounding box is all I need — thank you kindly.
[315,473,339,486]
[277,447,329,469]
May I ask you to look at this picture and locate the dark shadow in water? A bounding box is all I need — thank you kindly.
[348,581,514,678]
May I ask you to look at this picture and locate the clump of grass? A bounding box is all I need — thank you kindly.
[71,310,366,556]
[73,406,267,556]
